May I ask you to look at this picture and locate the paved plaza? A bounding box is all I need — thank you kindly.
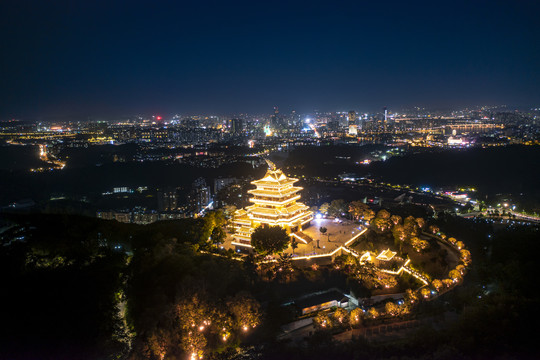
[223,218,365,258]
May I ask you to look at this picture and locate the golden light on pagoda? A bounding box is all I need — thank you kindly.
[232,161,313,247]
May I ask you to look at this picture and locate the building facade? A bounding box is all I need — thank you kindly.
[232,163,313,247]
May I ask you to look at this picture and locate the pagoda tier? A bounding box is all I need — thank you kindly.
[232,167,313,247]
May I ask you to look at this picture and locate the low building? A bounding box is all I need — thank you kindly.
[294,289,350,315]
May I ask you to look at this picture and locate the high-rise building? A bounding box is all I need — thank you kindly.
[348,110,358,135]
[229,118,244,134]
[232,161,313,247]
[157,187,178,212]
[214,177,237,195]
[383,106,388,132]
[189,178,211,215]
[348,110,357,126]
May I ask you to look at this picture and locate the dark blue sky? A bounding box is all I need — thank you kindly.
[1,0,539,119]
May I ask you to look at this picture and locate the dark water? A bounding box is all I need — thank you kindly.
[0,144,539,205]
[0,145,46,171]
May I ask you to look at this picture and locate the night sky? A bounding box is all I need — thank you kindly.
[1,0,539,118]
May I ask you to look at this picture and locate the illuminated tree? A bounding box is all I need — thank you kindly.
[227,293,261,331]
[432,279,443,291]
[460,249,471,264]
[448,237,457,245]
[411,237,430,252]
[222,205,237,219]
[367,307,379,319]
[403,216,419,237]
[145,330,169,360]
[333,307,348,324]
[385,302,399,316]
[319,202,330,216]
[442,278,453,288]
[363,209,376,222]
[251,225,289,255]
[349,201,370,221]
[210,226,226,245]
[390,215,402,226]
[314,312,332,329]
[377,272,398,289]
[372,217,391,233]
[392,224,407,251]
[181,330,206,360]
[420,287,431,298]
[449,269,462,282]
[428,225,440,234]
[334,254,358,273]
[176,295,211,331]
[275,253,294,282]
[376,209,391,219]
[405,288,418,304]
[415,217,426,230]
[350,308,363,326]
[356,262,378,288]
[455,241,465,250]
[202,210,226,242]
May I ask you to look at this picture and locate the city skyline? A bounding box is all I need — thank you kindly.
[1,0,539,119]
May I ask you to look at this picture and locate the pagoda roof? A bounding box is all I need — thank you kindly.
[252,169,298,187]
[247,203,309,217]
[248,187,302,198]
[376,248,397,261]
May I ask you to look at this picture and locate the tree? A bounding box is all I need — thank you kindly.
[376,209,391,219]
[385,302,399,316]
[363,209,376,222]
[371,217,391,233]
[442,278,453,288]
[227,292,262,331]
[333,307,348,324]
[411,236,429,252]
[390,215,402,226]
[349,201,370,221]
[201,210,226,243]
[222,205,237,219]
[429,225,440,234]
[405,288,418,304]
[319,202,330,216]
[319,226,329,242]
[367,307,379,319]
[432,279,443,291]
[291,238,298,254]
[210,226,225,245]
[403,216,419,237]
[350,308,363,326]
[328,199,348,218]
[392,224,407,251]
[449,269,462,282]
[415,217,426,230]
[251,225,289,255]
[420,287,431,298]
[313,312,332,329]
[275,253,294,282]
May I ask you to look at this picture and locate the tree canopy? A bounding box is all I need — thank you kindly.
[251,225,290,255]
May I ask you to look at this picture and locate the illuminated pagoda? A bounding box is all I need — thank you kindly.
[232,160,313,247]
